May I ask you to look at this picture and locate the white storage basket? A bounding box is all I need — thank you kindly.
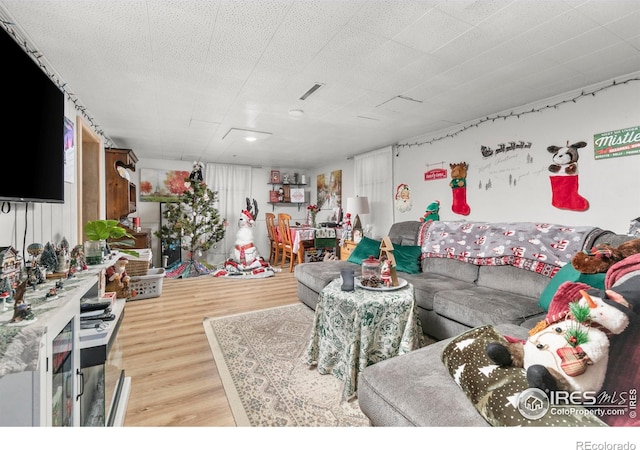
[129,268,165,300]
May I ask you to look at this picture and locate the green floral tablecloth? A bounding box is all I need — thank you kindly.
[306,277,423,399]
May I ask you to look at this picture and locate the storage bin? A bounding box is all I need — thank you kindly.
[122,249,152,277]
[129,268,165,300]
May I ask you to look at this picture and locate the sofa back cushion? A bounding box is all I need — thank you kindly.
[476,265,549,299]
[422,257,478,284]
[387,221,422,246]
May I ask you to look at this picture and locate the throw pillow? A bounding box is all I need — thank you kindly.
[347,236,381,265]
[393,245,422,274]
[538,263,606,311]
[441,325,606,427]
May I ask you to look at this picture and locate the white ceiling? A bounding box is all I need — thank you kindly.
[1,0,639,170]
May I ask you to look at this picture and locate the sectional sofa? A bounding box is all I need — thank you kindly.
[294,219,634,426]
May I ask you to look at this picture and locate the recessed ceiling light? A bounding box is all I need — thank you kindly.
[245,136,257,142]
[289,109,304,117]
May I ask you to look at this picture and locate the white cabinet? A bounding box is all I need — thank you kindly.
[0,290,81,426]
[0,258,123,426]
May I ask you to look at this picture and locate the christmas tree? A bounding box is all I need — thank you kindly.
[41,242,58,273]
[155,175,226,278]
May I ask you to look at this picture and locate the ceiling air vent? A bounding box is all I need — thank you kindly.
[299,83,324,100]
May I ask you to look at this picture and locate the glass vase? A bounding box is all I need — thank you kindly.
[84,240,105,265]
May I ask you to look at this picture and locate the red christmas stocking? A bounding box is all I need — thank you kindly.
[451,182,470,216]
[549,175,589,211]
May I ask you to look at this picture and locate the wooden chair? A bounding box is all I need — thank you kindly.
[277,213,296,272]
[265,212,281,265]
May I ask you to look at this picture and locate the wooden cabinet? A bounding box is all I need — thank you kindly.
[339,240,357,261]
[109,226,151,250]
[105,148,138,220]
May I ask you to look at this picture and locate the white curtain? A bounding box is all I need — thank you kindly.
[204,163,253,265]
[354,146,393,239]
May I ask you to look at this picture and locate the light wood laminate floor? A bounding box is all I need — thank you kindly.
[110,270,298,426]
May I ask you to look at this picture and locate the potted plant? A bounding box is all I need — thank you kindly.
[84,219,138,264]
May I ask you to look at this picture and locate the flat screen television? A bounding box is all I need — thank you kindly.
[0,27,65,204]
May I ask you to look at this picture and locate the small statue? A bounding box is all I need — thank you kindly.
[380,259,392,288]
[10,281,34,323]
[45,287,58,300]
[105,257,132,299]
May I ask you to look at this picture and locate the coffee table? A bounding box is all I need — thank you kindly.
[305,277,423,400]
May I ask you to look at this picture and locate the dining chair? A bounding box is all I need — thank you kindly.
[277,213,296,272]
[265,212,281,265]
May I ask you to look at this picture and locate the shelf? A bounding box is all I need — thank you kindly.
[268,201,306,211]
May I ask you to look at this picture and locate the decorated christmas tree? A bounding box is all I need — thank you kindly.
[155,172,226,278]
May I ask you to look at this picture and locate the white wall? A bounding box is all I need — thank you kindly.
[2,75,637,267]
[392,75,640,235]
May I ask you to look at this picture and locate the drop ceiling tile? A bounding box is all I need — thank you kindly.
[394,8,473,54]
[348,0,437,38]
[435,0,512,26]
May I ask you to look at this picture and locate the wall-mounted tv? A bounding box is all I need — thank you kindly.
[0,27,65,204]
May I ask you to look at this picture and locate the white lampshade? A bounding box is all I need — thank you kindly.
[346,196,369,231]
[346,196,369,215]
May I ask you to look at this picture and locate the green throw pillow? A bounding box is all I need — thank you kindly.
[347,237,422,274]
[347,236,381,265]
[393,245,422,274]
[538,263,606,311]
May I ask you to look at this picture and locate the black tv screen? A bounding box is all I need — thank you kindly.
[0,27,65,204]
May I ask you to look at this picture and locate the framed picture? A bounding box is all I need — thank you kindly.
[270,170,281,183]
[269,190,279,203]
[290,188,305,203]
[353,229,363,243]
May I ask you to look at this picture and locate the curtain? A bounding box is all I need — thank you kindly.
[204,163,252,265]
[354,146,393,239]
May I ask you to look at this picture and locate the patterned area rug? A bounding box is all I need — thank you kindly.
[203,303,370,427]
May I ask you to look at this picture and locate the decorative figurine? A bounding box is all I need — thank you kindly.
[45,287,58,300]
[10,281,34,323]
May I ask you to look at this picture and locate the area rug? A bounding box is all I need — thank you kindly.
[202,303,370,427]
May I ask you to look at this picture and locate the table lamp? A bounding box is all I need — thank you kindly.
[346,196,369,233]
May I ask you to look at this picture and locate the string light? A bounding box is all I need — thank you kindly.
[1,17,115,148]
[396,76,640,150]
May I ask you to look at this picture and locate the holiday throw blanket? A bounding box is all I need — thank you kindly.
[418,221,602,277]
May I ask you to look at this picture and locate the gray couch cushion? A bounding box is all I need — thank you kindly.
[402,273,476,311]
[387,221,423,246]
[476,264,550,299]
[422,257,479,284]
[357,323,529,426]
[434,286,545,328]
[294,260,357,293]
